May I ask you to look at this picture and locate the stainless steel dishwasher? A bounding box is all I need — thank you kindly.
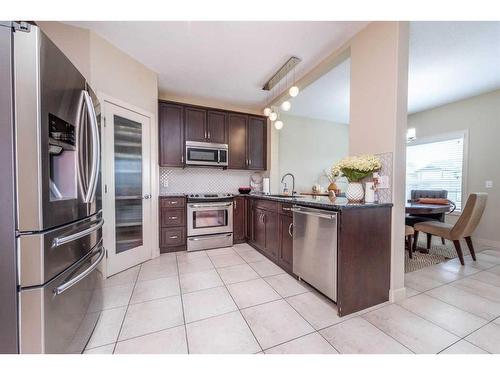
[292,205,338,302]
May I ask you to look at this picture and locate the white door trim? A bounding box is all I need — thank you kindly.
[98,93,159,278]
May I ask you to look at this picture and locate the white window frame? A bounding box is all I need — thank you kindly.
[406,129,469,214]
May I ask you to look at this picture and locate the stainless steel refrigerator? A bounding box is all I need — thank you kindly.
[0,22,104,354]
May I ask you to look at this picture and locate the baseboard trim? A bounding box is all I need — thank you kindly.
[473,237,500,249]
[389,287,407,303]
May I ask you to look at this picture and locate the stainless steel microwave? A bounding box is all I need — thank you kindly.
[185,141,228,167]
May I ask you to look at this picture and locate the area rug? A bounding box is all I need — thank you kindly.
[405,236,471,273]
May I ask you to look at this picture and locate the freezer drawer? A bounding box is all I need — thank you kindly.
[19,241,104,354]
[292,206,338,302]
[18,211,103,288]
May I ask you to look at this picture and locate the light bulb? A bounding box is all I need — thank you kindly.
[269,112,278,122]
[280,101,291,111]
[274,120,284,130]
[289,86,299,97]
[263,107,271,116]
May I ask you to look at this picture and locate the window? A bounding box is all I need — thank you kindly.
[406,133,465,211]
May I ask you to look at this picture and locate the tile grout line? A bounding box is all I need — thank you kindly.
[356,315,416,354]
[258,275,340,353]
[205,249,265,354]
[111,263,142,354]
[174,255,190,354]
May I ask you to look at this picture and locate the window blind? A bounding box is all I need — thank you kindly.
[406,136,464,210]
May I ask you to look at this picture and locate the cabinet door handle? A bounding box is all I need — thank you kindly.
[207,130,211,139]
[288,223,293,237]
[169,216,178,220]
[234,200,237,210]
[169,235,178,239]
[249,159,252,165]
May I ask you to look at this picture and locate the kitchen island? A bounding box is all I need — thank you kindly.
[235,194,393,316]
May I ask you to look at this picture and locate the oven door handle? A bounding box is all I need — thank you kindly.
[188,233,232,241]
[189,203,232,208]
[53,244,105,296]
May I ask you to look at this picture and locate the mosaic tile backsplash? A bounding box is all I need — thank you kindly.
[160,167,260,195]
[359,151,393,204]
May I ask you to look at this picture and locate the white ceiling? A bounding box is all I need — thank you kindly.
[282,21,500,124]
[65,21,500,121]
[287,58,350,124]
[65,21,368,110]
[408,21,500,114]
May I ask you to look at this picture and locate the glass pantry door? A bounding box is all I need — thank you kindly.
[103,101,152,276]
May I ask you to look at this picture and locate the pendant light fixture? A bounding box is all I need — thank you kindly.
[289,64,299,97]
[280,100,291,111]
[274,120,283,130]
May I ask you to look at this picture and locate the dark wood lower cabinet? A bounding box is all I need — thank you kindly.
[337,206,392,316]
[243,196,392,317]
[159,196,186,253]
[233,196,246,243]
[278,213,293,273]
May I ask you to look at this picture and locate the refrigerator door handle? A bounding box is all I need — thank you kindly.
[83,90,100,204]
[76,91,88,200]
[53,244,105,296]
[52,218,104,247]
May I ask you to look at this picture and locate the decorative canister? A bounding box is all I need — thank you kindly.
[364,182,375,203]
[346,182,364,202]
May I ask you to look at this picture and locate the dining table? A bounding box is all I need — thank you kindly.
[405,202,453,215]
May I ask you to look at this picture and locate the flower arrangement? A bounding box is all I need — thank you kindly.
[331,154,382,182]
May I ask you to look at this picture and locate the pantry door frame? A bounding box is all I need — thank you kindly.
[99,93,159,278]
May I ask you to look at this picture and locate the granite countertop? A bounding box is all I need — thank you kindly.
[240,193,393,211]
[158,192,392,210]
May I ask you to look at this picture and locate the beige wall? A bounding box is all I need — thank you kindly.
[408,89,500,245]
[278,114,349,193]
[37,22,91,80]
[39,22,158,116]
[350,22,409,301]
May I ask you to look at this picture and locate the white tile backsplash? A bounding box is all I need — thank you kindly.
[160,167,261,195]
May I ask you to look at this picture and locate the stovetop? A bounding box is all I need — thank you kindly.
[187,193,234,202]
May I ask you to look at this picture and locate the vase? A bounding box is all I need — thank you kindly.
[346,182,364,202]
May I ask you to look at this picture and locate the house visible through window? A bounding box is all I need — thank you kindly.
[406,134,465,211]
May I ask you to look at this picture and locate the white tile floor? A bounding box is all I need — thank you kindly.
[85,242,500,354]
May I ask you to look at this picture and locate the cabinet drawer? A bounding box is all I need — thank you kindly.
[279,203,293,216]
[160,227,186,247]
[160,208,185,227]
[253,198,278,212]
[160,197,185,208]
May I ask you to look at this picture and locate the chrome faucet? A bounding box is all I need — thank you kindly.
[281,173,296,196]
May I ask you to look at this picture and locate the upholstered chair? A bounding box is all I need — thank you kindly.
[413,193,488,265]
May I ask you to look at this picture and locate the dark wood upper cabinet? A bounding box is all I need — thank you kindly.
[185,107,207,142]
[228,113,248,169]
[247,116,267,170]
[159,100,266,170]
[159,102,184,167]
[207,110,226,144]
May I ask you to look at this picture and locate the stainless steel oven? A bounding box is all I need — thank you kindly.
[185,141,228,167]
[187,198,233,251]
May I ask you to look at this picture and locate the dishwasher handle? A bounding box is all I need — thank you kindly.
[291,206,337,220]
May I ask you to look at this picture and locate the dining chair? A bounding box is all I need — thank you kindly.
[413,193,488,265]
[406,189,454,246]
[405,225,415,259]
